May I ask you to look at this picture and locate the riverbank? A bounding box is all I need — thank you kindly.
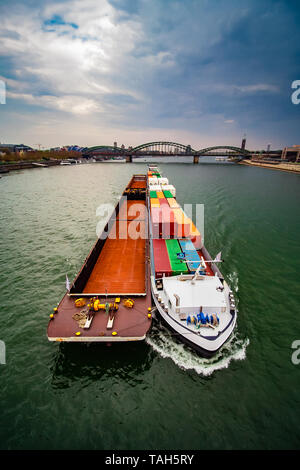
[240,159,300,174]
[0,159,62,173]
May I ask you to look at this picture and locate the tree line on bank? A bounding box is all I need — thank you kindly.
[0,149,82,163]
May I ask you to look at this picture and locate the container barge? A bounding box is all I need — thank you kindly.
[47,174,152,343]
[147,166,237,357]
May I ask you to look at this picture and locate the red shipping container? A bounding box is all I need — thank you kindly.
[152,239,172,278]
[151,207,162,238]
[159,198,169,206]
[161,206,177,238]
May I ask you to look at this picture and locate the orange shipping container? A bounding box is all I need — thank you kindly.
[150,198,160,208]
[172,208,190,237]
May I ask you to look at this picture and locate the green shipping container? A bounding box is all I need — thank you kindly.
[165,239,188,275]
[150,191,157,198]
[163,190,173,198]
[153,173,161,177]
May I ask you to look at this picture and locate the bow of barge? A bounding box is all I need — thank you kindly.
[47,174,152,343]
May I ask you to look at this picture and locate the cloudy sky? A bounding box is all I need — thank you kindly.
[0,0,299,150]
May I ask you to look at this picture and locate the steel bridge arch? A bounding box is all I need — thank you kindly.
[196,145,251,156]
[86,145,123,153]
[131,141,196,153]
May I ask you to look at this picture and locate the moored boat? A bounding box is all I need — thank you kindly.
[47,174,152,343]
[147,165,237,357]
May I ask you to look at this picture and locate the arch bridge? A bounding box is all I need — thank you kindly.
[84,141,251,162]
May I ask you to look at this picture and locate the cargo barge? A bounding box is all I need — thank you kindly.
[147,166,237,357]
[47,174,152,343]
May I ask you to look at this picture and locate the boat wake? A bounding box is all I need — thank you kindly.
[146,323,249,376]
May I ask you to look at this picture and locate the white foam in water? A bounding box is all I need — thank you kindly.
[146,324,249,376]
[227,270,239,294]
[147,271,249,376]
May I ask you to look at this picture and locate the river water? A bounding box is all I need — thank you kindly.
[0,160,299,450]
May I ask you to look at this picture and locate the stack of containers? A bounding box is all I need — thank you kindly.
[158,177,169,186]
[151,206,161,238]
[152,239,172,278]
[150,198,160,208]
[162,185,176,197]
[150,190,157,198]
[151,206,177,238]
[150,184,162,192]
[149,176,158,185]
[178,239,204,273]
[187,219,202,249]
[167,198,180,209]
[163,190,173,199]
[165,239,188,275]
[172,208,191,237]
[148,167,202,276]
[156,190,165,199]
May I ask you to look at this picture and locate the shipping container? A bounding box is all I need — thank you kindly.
[149,184,162,192]
[150,198,160,208]
[156,190,165,199]
[158,198,169,206]
[152,239,172,278]
[157,177,169,185]
[150,190,157,198]
[187,219,202,249]
[149,177,158,185]
[172,208,190,237]
[163,190,173,198]
[161,206,177,237]
[178,239,202,272]
[167,197,180,208]
[163,185,176,197]
[151,206,177,238]
[151,207,162,238]
[165,239,188,275]
[178,239,196,252]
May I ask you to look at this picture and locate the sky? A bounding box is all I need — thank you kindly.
[0,0,299,150]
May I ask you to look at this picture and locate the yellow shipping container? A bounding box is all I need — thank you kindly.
[150,198,160,208]
[156,191,165,199]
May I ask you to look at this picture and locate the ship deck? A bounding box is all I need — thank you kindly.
[83,201,147,295]
[47,176,152,343]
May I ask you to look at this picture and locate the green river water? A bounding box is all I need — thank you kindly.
[0,160,299,450]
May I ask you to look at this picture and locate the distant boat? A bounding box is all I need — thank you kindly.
[32,162,47,167]
[60,160,71,165]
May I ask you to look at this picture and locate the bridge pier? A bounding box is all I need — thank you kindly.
[126,154,132,163]
[193,155,199,164]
